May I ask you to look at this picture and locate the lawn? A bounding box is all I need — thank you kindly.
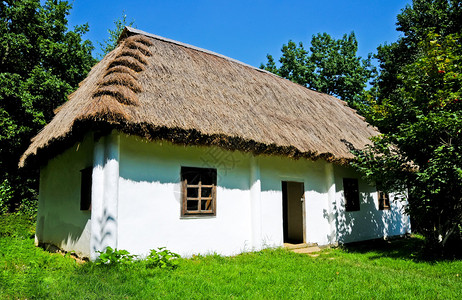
[1,214,461,299]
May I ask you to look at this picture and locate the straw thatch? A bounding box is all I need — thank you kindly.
[19,27,379,168]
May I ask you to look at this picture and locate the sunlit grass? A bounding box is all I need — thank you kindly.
[1,214,461,299]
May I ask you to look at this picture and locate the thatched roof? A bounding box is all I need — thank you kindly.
[19,27,378,168]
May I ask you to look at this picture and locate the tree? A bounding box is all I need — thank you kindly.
[372,0,462,117]
[98,11,135,58]
[355,0,462,253]
[0,0,96,213]
[261,32,375,108]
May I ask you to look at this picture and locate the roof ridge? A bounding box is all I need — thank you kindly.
[122,26,277,77]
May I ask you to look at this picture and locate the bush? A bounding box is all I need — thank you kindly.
[95,246,180,269]
[96,247,135,265]
[145,247,180,270]
[0,213,35,238]
[0,179,13,215]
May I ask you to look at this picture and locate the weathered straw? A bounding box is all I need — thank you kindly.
[128,34,154,47]
[107,56,146,73]
[93,85,139,106]
[98,72,142,93]
[116,49,149,65]
[125,40,152,57]
[91,35,152,107]
[83,95,130,121]
[19,27,378,168]
[104,65,139,79]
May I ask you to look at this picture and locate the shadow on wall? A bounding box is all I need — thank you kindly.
[36,211,90,252]
[324,192,408,244]
[36,132,95,256]
[91,208,117,255]
[119,141,251,191]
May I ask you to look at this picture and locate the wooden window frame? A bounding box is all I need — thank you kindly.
[343,178,360,212]
[181,166,217,217]
[378,190,390,210]
[80,167,92,211]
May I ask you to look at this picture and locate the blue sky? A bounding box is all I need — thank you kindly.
[68,0,412,67]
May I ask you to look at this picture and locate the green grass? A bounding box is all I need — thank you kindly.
[1,214,461,299]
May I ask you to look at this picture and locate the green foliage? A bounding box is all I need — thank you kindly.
[355,20,462,251]
[96,247,135,265]
[372,0,462,108]
[0,0,96,214]
[1,215,461,299]
[95,246,180,270]
[0,179,13,215]
[145,247,180,269]
[261,32,375,108]
[357,1,462,251]
[98,11,135,58]
[0,213,35,238]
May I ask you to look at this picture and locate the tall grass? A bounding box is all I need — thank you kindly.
[1,214,461,299]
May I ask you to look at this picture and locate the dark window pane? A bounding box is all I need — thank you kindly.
[187,187,199,198]
[201,199,212,211]
[343,178,360,211]
[201,169,216,185]
[187,200,199,211]
[181,167,217,185]
[201,187,212,198]
[183,171,201,185]
[80,167,92,211]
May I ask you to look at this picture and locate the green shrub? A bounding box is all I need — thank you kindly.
[0,179,37,217]
[95,246,180,269]
[96,247,135,265]
[145,247,180,269]
[18,196,38,218]
[0,213,35,238]
[0,179,13,215]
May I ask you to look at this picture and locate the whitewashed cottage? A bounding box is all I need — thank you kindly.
[20,27,411,260]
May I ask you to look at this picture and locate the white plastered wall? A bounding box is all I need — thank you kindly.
[116,136,344,256]
[89,132,120,261]
[333,165,411,244]
[117,135,253,257]
[115,134,411,257]
[259,156,334,246]
[37,131,411,259]
[36,133,94,257]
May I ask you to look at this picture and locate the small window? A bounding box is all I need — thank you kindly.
[80,167,92,211]
[378,191,390,210]
[181,166,217,217]
[343,178,360,211]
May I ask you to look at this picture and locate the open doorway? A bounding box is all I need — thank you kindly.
[282,181,305,244]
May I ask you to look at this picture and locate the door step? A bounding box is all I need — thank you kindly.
[283,242,318,250]
[291,246,322,254]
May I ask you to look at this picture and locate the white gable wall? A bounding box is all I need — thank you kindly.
[35,133,94,257]
[333,165,411,244]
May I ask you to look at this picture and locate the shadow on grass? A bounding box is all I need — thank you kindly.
[341,235,462,263]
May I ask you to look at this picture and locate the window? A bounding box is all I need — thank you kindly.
[343,178,360,211]
[181,166,217,217]
[378,191,390,210]
[80,167,92,211]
